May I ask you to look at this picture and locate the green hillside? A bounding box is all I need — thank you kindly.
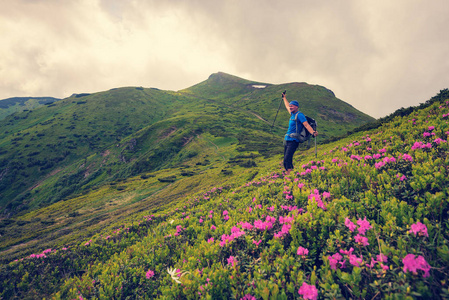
[0,89,448,299]
[0,73,373,217]
[0,97,61,120]
[182,72,374,138]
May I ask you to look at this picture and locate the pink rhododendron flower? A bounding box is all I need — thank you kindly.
[240,222,253,230]
[146,269,155,279]
[434,138,447,144]
[428,126,435,131]
[219,227,245,247]
[309,189,327,210]
[279,216,294,224]
[409,221,428,237]
[349,254,363,267]
[328,253,344,270]
[374,161,385,169]
[274,224,292,239]
[210,225,216,230]
[207,237,214,243]
[298,282,318,300]
[357,217,372,235]
[396,174,407,181]
[227,256,237,267]
[354,234,369,246]
[402,254,431,277]
[297,246,309,257]
[377,253,388,263]
[253,239,262,246]
[366,257,376,269]
[298,183,305,189]
[344,217,357,232]
[400,153,413,162]
[373,153,382,159]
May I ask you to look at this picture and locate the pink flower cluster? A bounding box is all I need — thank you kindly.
[402,254,431,277]
[281,205,301,213]
[308,189,330,210]
[274,216,294,239]
[374,156,396,169]
[396,174,407,181]
[350,154,362,161]
[411,141,432,150]
[344,217,372,246]
[297,246,309,257]
[356,217,372,234]
[298,282,318,300]
[254,216,276,231]
[175,225,185,236]
[434,138,447,144]
[409,221,428,237]
[219,226,245,247]
[29,248,53,259]
[366,254,389,271]
[227,256,238,267]
[146,269,155,279]
[223,210,230,221]
[399,153,413,162]
[328,248,364,269]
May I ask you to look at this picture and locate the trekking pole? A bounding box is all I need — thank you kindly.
[314,119,318,158]
[271,90,286,132]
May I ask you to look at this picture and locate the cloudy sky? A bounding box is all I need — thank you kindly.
[1,0,448,118]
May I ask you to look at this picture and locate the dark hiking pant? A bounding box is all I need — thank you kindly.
[283,140,299,170]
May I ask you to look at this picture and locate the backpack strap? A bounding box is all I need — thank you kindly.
[294,112,300,135]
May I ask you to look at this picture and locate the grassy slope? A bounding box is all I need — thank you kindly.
[0,74,373,217]
[0,92,448,299]
[0,97,61,120]
[182,72,374,139]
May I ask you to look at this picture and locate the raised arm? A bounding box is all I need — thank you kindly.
[282,92,291,113]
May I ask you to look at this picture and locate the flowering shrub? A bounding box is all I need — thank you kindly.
[1,97,449,299]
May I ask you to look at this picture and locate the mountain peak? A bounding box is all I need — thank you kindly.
[206,72,252,84]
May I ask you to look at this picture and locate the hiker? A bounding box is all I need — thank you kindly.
[282,92,318,175]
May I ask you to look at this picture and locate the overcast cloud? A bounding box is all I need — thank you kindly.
[1,0,448,118]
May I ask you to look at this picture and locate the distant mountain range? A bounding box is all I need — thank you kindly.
[0,72,374,217]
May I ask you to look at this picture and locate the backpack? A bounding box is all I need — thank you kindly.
[288,113,317,143]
